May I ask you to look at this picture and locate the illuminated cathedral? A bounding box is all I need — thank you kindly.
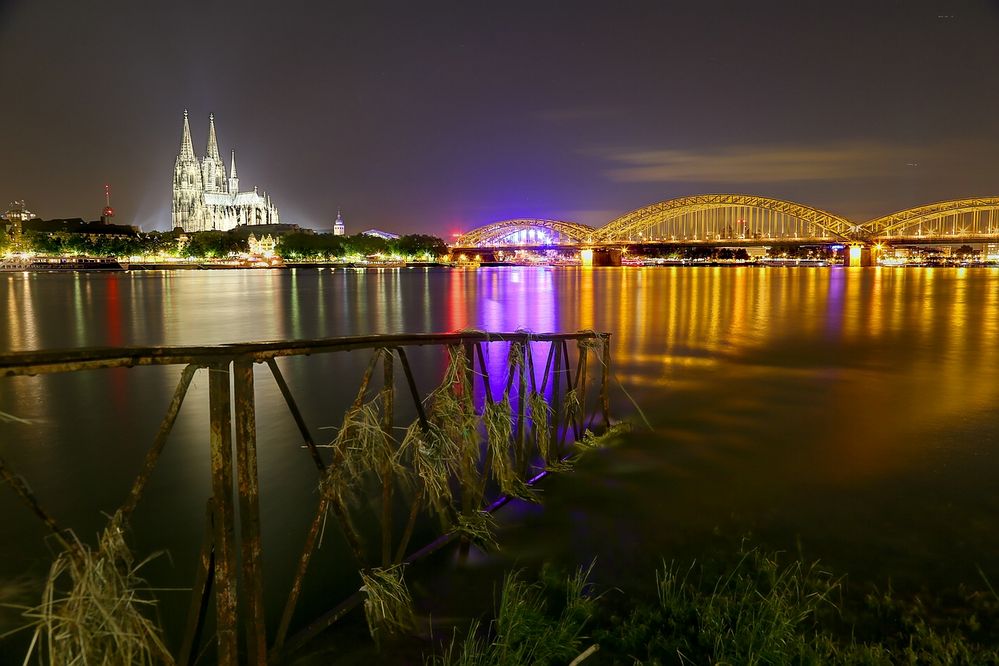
[171,111,281,232]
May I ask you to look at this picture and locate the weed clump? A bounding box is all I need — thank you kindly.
[432,564,596,666]
[19,512,173,666]
[360,564,416,645]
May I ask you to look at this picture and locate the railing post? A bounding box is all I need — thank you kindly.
[551,341,562,455]
[601,335,611,427]
[380,350,395,567]
[179,498,216,666]
[233,359,267,665]
[208,361,239,666]
[516,341,527,475]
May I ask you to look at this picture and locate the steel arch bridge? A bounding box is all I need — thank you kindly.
[456,218,597,247]
[594,194,856,243]
[449,196,999,253]
[861,197,999,241]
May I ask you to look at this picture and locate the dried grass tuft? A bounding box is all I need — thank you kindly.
[360,564,416,644]
[484,398,516,495]
[450,511,499,552]
[399,420,456,517]
[527,392,552,464]
[20,511,173,666]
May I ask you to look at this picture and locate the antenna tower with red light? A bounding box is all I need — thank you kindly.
[102,184,115,220]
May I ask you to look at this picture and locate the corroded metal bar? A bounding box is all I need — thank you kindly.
[233,359,267,665]
[208,362,239,666]
[563,340,574,395]
[525,341,538,393]
[504,342,517,396]
[462,341,475,403]
[0,456,70,548]
[474,343,494,404]
[121,364,199,519]
[601,336,611,427]
[0,331,606,377]
[272,494,330,656]
[179,498,215,666]
[380,353,395,567]
[266,358,325,472]
[393,488,422,565]
[564,341,580,441]
[539,341,555,393]
[557,341,579,448]
[396,347,430,432]
[576,342,589,435]
[350,350,382,414]
[550,342,562,454]
[516,342,527,475]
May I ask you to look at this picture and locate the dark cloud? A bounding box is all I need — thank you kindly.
[601,142,908,184]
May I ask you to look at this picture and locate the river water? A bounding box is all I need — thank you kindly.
[1,266,998,658]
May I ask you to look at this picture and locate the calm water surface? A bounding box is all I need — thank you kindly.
[1,267,998,655]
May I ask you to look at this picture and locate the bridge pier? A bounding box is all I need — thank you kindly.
[581,247,622,267]
[845,243,876,267]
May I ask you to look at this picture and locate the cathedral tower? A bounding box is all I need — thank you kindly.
[172,110,205,230]
[201,113,228,194]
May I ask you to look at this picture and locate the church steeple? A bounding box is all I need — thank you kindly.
[206,113,222,161]
[201,113,227,193]
[229,150,239,193]
[179,109,196,161]
[174,109,204,230]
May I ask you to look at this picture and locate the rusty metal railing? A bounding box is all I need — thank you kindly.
[0,330,612,665]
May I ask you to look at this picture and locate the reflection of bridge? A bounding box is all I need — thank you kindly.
[451,195,999,265]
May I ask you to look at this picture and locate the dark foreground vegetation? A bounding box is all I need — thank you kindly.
[426,547,999,665]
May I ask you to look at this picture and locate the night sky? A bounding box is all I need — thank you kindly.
[1,0,997,235]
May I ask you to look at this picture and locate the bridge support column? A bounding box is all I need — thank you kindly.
[582,247,621,267]
[845,243,874,267]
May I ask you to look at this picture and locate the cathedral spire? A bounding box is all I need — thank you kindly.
[229,150,239,193]
[206,113,222,161]
[179,109,196,161]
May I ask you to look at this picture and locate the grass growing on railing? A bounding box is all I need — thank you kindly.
[527,391,552,466]
[18,512,173,666]
[359,564,416,646]
[484,398,516,495]
[399,420,456,520]
[313,337,616,645]
[448,511,499,552]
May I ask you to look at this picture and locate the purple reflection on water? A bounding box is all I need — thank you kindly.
[825,267,845,338]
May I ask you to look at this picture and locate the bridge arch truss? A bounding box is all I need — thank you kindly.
[456,219,597,247]
[862,198,999,240]
[594,194,856,243]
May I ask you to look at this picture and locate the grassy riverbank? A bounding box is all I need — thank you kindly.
[426,546,999,665]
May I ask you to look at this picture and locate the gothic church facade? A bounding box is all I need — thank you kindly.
[172,111,280,232]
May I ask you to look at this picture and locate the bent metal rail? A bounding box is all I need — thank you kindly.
[0,330,612,665]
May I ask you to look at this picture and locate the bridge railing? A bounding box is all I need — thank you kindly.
[0,330,612,665]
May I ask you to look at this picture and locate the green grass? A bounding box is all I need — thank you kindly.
[430,564,597,666]
[426,547,999,666]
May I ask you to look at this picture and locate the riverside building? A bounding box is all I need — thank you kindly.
[171,111,281,232]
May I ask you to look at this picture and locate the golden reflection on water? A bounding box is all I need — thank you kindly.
[3,267,999,481]
[598,267,999,479]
